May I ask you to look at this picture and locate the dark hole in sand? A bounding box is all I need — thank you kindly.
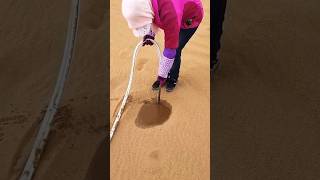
[135,99,172,128]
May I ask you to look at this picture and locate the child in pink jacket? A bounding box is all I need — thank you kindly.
[122,0,204,91]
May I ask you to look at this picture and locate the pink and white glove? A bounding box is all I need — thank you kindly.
[158,48,176,79]
[152,48,176,88]
[158,54,174,79]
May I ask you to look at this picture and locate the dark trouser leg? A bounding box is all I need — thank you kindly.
[212,0,227,68]
[168,27,198,80]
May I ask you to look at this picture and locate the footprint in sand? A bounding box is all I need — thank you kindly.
[135,100,171,128]
[110,97,119,101]
[119,49,130,59]
[0,115,27,126]
[149,150,160,160]
[136,58,148,71]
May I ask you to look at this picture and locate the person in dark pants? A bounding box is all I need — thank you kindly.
[122,0,204,92]
[167,27,198,91]
[212,0,227,71]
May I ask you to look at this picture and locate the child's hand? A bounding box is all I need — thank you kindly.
[158,76,167,86]
[142,32,155,46]
[152,76,166,90]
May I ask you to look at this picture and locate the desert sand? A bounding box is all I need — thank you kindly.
[213,0,320,179]
[110,0,210,180]
[0,0,107,179]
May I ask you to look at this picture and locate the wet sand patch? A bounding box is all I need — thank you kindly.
[135,100,171,128]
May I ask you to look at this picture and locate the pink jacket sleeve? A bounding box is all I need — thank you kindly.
[157,0,181,49]
[152,0,204,49]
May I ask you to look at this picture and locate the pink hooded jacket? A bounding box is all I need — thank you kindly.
[151,0,204,49]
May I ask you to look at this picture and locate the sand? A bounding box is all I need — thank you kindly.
[213,0,320,179]
[110,0,210,179]
[0,0,107,179]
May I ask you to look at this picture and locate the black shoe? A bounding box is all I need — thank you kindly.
[152,80,161,90]
[166,78,177,92]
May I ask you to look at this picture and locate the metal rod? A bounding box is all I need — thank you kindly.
[157,88,161,104]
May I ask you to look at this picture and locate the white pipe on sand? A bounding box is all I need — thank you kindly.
[110,39,161,141]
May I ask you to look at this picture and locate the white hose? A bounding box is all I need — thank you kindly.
[19,0,80,179]
[110,39,161,141]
